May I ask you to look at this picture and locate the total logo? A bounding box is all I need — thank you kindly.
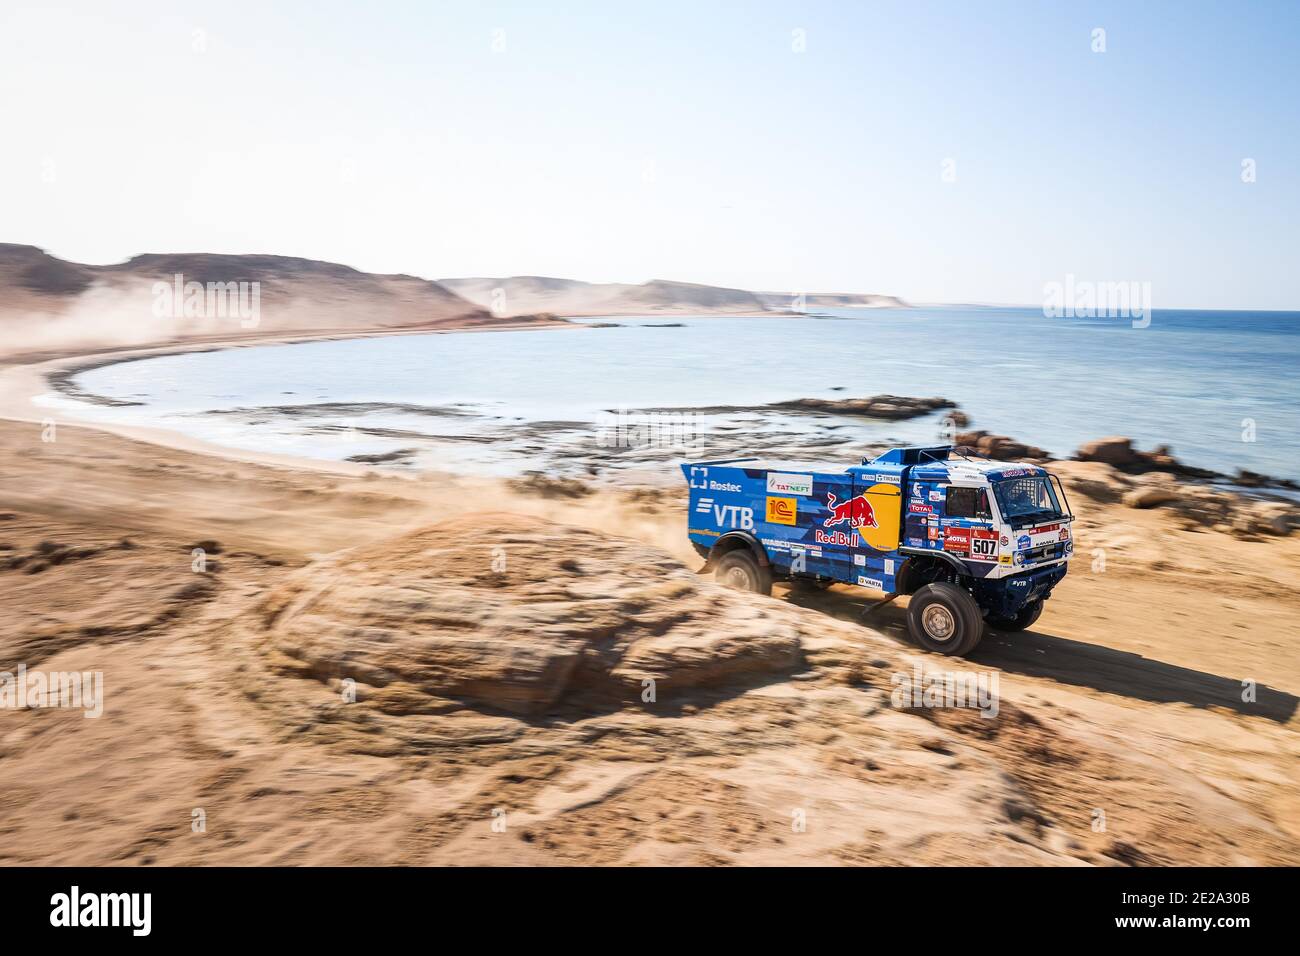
[695,498,754,529]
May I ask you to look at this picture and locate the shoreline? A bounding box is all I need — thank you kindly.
[3,317,1296,492]
[0,318,585,478]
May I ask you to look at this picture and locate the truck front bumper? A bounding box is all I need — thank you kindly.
[981,562,1068,619]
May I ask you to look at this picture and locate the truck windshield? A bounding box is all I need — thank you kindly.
[993,476,1064,525]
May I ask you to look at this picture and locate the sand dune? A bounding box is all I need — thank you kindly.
[439,275,907,317]
[0,412,1297,865]
[0,246,910,364]
[0,245,540,363]
[438,275,772,316]
[0,258,1293,866]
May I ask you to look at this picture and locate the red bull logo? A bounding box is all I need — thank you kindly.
[823,492,878,530]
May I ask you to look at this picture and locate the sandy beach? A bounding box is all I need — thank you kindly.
[2,321,1298,866]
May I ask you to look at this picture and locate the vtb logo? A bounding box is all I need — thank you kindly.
[698,498,753,529]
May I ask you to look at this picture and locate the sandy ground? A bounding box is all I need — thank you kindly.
[1,338,1298,866]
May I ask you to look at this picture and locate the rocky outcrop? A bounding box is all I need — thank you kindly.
[954,430,1050,461]
[253,515,805,717]
[1074,437,1218,479]
[1057,463,1297,539]
[772,395,956,420]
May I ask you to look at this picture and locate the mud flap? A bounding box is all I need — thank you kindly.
[860,591,902,618]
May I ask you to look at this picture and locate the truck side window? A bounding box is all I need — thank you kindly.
[945,487,990,519]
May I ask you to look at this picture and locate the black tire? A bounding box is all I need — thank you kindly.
[987,599,1044,632]
[907,582,985,656]
[714,550,773,596]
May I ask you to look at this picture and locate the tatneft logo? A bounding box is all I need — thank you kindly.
[50,886,151,936]
[766,473,812,496]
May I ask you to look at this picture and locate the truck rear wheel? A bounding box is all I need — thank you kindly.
[907,582,984,656]
[987,599,1043,632]
[714,550,773,596]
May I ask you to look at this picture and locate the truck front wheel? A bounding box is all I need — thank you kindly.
[907,582,984,656]
[987,599,1044,632]
[714,550,773,596]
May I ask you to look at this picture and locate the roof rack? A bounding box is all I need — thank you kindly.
[865,445,956,466]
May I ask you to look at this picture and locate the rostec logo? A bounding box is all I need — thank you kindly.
[823,492,877,529]
[767,473,813,496]
[688,466,709,490]
[765,496,797,525]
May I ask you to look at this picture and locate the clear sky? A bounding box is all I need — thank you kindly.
[1,0,1297,308]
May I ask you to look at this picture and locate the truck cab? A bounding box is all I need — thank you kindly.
[682,445,1074,656]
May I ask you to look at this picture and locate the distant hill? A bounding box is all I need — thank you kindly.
[755,291,909,310]
[0,245,909,361]
[0,245,520,361]
[438,276,769,317]
[439,276,908,317]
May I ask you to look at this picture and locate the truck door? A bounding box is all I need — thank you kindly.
[849,476,904,593]
[807,473,863,583]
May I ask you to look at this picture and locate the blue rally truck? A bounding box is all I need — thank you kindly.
[682,445,1074,656]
